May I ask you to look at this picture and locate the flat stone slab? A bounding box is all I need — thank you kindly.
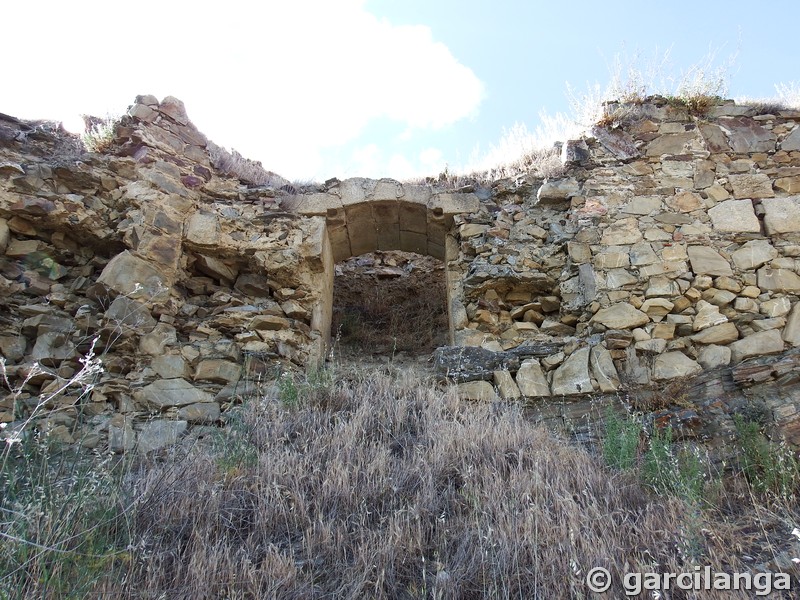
[591,304,649,330]
[653,352,702,381]
[731,240,778,271]
[708,199,760,233]
[138,378,214,409]
[761,197,800,235]
[687,246,733,277]
[457,381,500,402]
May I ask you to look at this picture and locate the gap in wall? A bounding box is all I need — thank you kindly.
[330,250,448,360]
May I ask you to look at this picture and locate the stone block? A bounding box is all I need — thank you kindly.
[652,352,702,381]
[0,218,8,253]
[537,177,580,203]
[595,251,630,269]
[590,345,620,392]
[761,296,792,318]
[600,218,643,245]
[283,193,343,216]
[757,267,800,293]
[137,420,188,454]
[138,379,213,409]
[690,322,739,345]
[783,302,800,346]
[31,332,76,366]
[687,246,733,277]
[177,403,221,424]
[719,117,776,153]
[398,202,427,234]
[371,200,399,226]
[666,191,702,212]
[729,174,774,200]
[622,196,661,215]
[515,359,549,397]
[105,296,157,332]
[551,347,592,395]
[592,304,649,329]
[731,240,778,271]
[708,200,760,233]
[139,323,178,355]
[6,238,48,258]
[151,354,190,379]
[97,250,171,301]
[185,212,219,246]
[774,176,800,194]
[399,230,427,254]
[729,329,785,363]
[195,359,241,384]
[697,345,731,369]
[428,193,479,215]
[194,254,238,284]
[781,127,800,152]
[646,133,696,156]
[0,335,26,362]
[457,381,500,402]
[493,370,521,400]
[235,273,271,297]
[761,197,800,235]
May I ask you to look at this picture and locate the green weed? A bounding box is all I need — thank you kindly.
[602,408,641,470]
[734,415,799,498]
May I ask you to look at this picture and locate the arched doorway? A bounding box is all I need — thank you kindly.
[284,178,479,364]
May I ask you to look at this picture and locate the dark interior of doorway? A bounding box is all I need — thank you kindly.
[331,251,448,359]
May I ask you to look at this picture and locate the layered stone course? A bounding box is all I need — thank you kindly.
[2,95,800,450]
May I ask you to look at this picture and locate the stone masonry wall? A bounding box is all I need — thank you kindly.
[442,97,800,446]
[1,95,800,451]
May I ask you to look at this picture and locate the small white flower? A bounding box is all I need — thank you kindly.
[791,527,800,541]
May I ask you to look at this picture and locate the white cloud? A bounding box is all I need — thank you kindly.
[419,147,444,171]
[348,143,382,176]
[2,0,484,180]
[386,154,416,180]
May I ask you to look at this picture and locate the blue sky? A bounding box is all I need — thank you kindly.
[3,1,798,182]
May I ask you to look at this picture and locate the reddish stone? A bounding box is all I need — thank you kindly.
[193,165,212,181]
[182,175,203,189]
[11,196,56,215]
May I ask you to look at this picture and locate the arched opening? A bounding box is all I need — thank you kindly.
[288,180,480,365]
[330,250,448,360]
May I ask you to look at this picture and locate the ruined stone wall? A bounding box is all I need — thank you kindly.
[453,100,800,364]
[441,97,800,446]
[0,96,332,450]
[1,95,800,451]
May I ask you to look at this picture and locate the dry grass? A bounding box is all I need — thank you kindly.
[207,140,292,188]
[101,375,686,598]
[735,82,800,113]
[80,115,120,153]
[81,370,797,599]
[3,366,799,598]
[448,117,571,188]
